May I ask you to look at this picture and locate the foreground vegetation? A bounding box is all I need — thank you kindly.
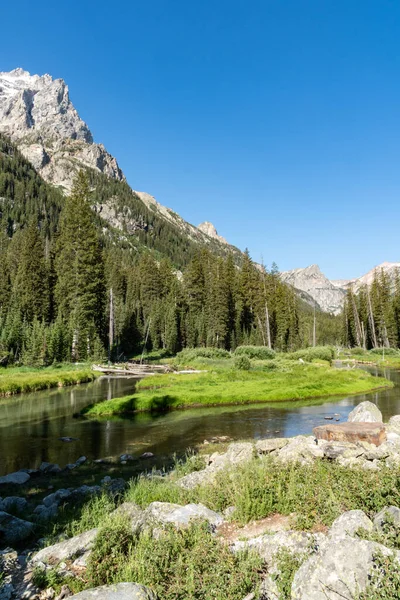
[0,363,98,396]
[83,356,392,416]
[30,455,400,599]
[340,346,400,368]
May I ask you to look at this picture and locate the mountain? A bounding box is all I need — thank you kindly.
[197,222,227,244]
[280,265,346,315]
[282,262,400,315]
[0,68,239,267]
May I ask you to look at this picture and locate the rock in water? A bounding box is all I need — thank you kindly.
[69,583,157,599]
[347,401,383,423]
[313,422,386,446]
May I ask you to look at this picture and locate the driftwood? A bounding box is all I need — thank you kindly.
[92,363,170,376]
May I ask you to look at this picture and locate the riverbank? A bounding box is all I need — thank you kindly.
[339,348,400,369]
[82,362,393,416]
[0,364,99,396]
[2,402,400,599]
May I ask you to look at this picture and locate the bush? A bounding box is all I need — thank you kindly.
[234,355,251,371]
[286,346,335,363]
[369,347,399,356]
[175,348,231,363]
[87,518,262,599]
[235,345,276,360]
[349,347,367,355]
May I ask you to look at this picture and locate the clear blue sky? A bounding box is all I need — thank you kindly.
[2,0,400,279]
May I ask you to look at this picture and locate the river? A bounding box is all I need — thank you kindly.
[0,366,399,475]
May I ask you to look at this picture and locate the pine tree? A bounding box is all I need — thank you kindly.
[55,171,105,360]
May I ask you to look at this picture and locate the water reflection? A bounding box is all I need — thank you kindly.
[1,368,400,475]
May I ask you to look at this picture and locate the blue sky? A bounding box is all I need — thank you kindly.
[2,0,400,279]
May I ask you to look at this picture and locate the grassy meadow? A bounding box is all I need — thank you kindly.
[0,363,98,396]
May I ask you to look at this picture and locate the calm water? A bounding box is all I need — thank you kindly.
[1,367,399,475]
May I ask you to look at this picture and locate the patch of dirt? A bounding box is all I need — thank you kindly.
[216,513,293,544]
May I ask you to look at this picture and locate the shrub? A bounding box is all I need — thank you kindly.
[286,346,335,363]
[235,345,276,360]
[349,347,367,355]
[175,348,231,364]
[87,518,262,599]
[369,347,399,356]
[234,355,251,371]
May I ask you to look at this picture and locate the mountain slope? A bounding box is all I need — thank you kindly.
[0,68,241,268]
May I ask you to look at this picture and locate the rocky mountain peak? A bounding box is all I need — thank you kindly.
[280,265,346,315]
[0,68,124,191]
[197,221,227,244]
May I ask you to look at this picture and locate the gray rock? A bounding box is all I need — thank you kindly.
[34,503,59,521]
[0,496,28,513]
[373,506,400,532]
[75,456,87,467]
[232,531,322,567]
[329,510,373,539]
[0,471,30,486]
[69,582,157,599]
[0,511,34,544]
[43,489,72,507]
[39,462,62,474]
[259,576,280,600]
[276,436,325,465]
[347,401,382,423]
[32,528,98,564]
[388,415,400,431]
[112,502,145,533]
[255,438,288,455]
[291,537,398,599]
[144,502,223,530]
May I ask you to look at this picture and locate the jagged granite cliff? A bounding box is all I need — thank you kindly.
[0,68,237,264]
[281,265,346,315]
[282,262,400,315]
[0,68,124,191]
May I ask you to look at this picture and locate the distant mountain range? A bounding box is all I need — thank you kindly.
[281,262,400,315]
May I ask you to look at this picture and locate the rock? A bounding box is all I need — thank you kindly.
[347,401,383,423]
[259,576,280,600]
[34,503,59,521]
[101,478,126,496]
[255,438,288,455]
[0,471,30,486]
[140,452,154,459]
[373,506,400,532]
[329,510,373,539]
[291,537,398,599]
[43,489,72,507]
[313,422,386,446]
[388,415,400,431]
[0,496,28,513]
[232,531,322,567]
[32,528,98,564]
[56,585,73,599]
[39,462,62,474]
[144,502,224,530]
[0,511,34,544]
[276,436,325,464]
[69,582,157,599]
[112,503,145,533]
[58,437,78,443]
[75,456,87,466]
[120,454,135,462]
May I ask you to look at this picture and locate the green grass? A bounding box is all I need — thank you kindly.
[0,363,98,396]
[82,363,392,416]
[339,348,400,369]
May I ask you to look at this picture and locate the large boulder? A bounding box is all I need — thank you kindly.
[347,401,382,423]
[69,582,157,599]
[329,510,373,539]
[291,537,398,599]
[313,422,386,446]
[0,496,28,513]
[275,436,325,465]
[0,511,34,544]
[31,528,98,564]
